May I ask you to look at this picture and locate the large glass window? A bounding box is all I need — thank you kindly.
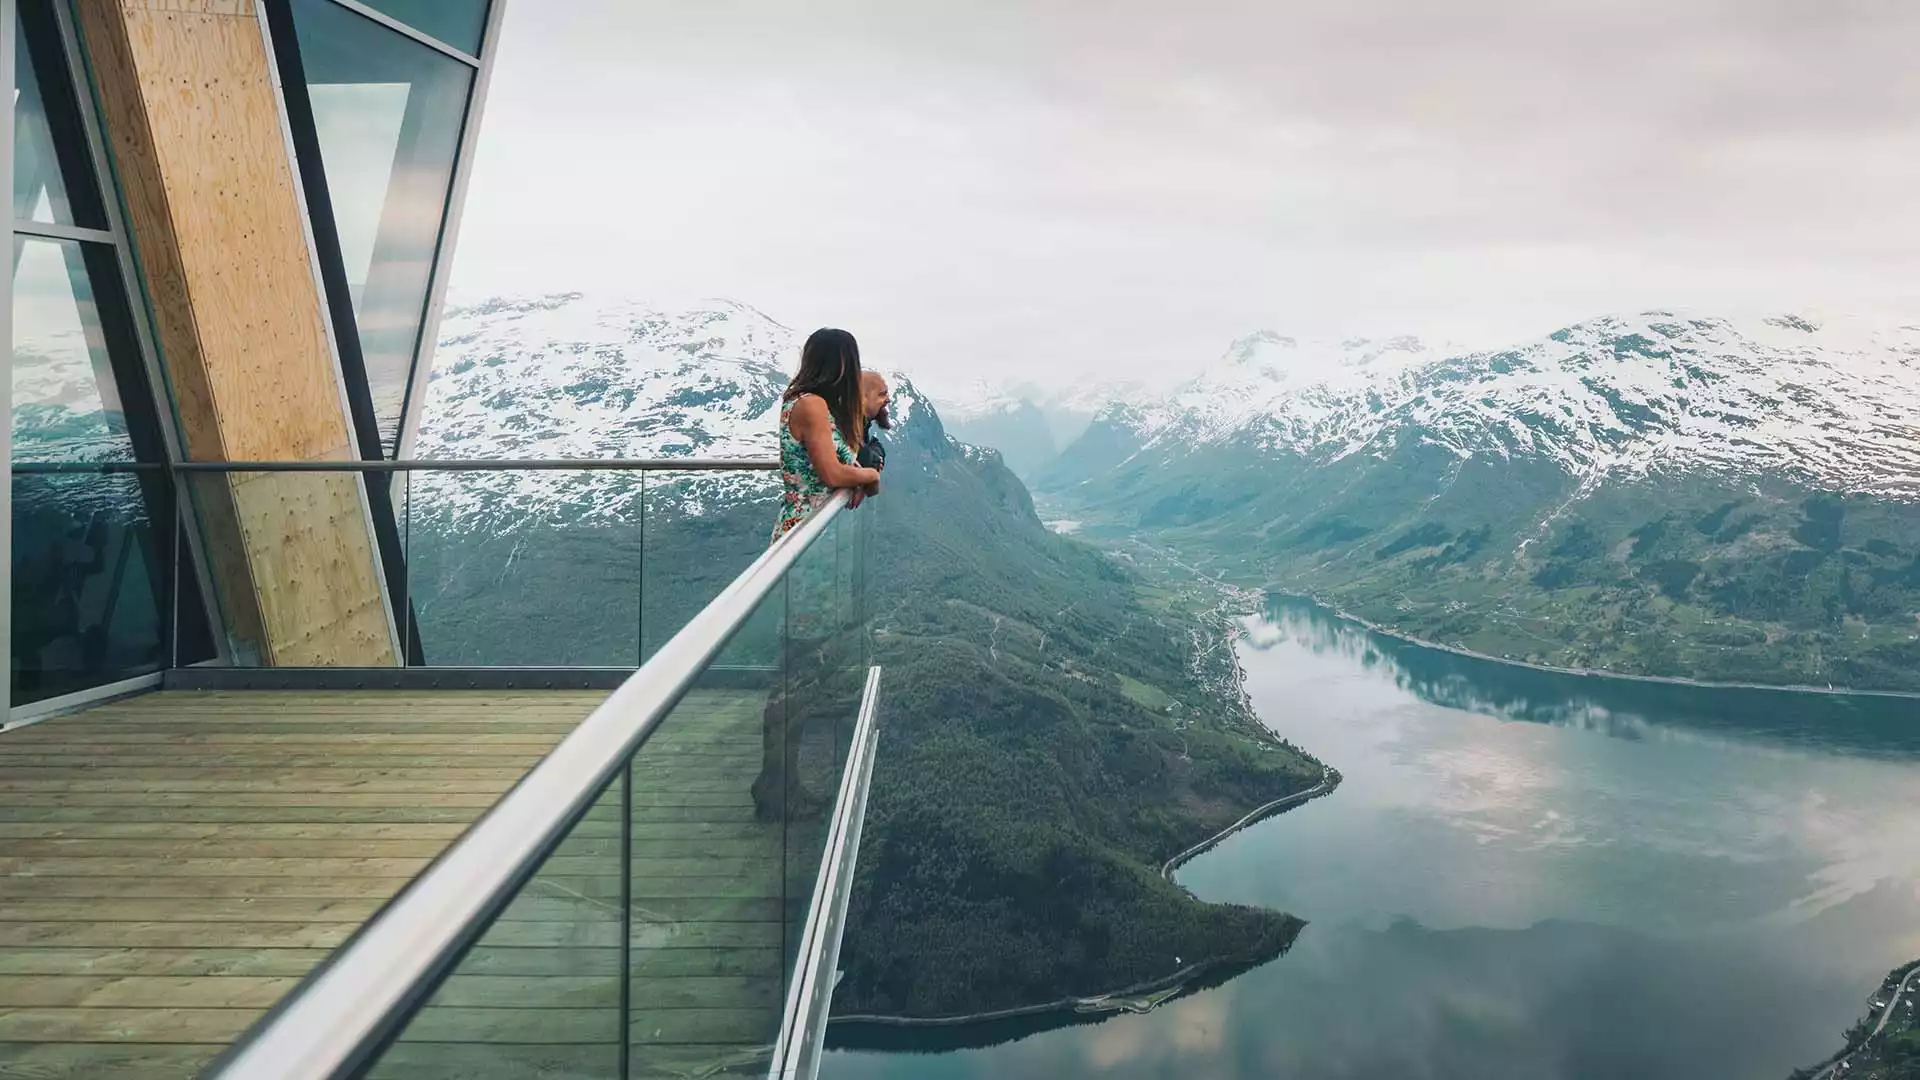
[11,6,103,229]
[10,0,213,705]
[354,0,490,57]
[288,0,474,456]
[11,239,166,702]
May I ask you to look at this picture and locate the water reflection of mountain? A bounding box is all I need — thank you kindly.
[1253,596,1920,760]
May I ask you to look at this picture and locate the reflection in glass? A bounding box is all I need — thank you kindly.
[290,0,473,455]
[12,237,132,463]
[11,239,170,703]
[406,469,643,665]
[11,473,167,702]
[352,505,865,1079]
[355,0,490,57]
[12,0,104,228]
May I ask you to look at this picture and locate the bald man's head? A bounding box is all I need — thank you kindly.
[862,371,892,429]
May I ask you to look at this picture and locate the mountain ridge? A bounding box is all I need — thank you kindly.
[1033,308,1920,693]
[1049,310,1920,500]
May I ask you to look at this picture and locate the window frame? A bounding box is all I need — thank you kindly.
[261,0,506,665]
[6,0,231,717]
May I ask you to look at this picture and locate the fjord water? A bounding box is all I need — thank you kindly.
[826,597,1920,1079]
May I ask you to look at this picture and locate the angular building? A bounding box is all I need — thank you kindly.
[4,3,877,1077]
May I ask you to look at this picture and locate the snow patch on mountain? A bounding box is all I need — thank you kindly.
[1084,311,1920,500]
[413,293,939,533]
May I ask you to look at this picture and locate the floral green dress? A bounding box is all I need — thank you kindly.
[772,394,854,543]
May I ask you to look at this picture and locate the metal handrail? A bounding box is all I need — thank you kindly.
[10,457,779,474]
[204,490,853,1080]
[769,665,886,1080]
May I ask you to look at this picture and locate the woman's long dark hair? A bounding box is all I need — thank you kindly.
[785,328,865,453]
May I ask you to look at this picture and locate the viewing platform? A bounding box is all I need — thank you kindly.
[0,687,807,1079]
[0,477,875,1080]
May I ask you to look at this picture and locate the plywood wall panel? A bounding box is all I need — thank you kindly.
[228,471,394,666]
[116,1,346,463]
[77,0,398,666]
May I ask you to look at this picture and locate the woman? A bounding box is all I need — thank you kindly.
[772,328,881,542]
[756,328,880,819]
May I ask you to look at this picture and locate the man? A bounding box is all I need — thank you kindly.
[858,371,890,471]
[848,372,889,510]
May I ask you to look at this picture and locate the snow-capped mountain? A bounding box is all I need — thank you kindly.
[414,293,932,532]
[1041,309,1920,693]
[1060,312,1920,501]
[11,339,136,464]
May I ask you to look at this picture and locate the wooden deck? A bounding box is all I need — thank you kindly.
[0,688,802,1080]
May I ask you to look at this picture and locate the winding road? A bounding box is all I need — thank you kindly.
[1160,768,1338,881]
[1816,964,1920,1080]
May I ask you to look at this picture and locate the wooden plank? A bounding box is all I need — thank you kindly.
[3,723,589,736]
[0,819,760,841]
[0,948,332,977]
[358,1043,771,1080]
[0,975,299,1009]
[0,900,382,924]
[0,839,484,859]
[0,946,767,982]
[472,921,782,952]
[501,894,780,926]
[0,1042,226,1080]
[460,947,778,979]
[0,857,430,877]
[0,774,756,792]
[0,733,576,747]
[0,756,549,771]
[397,1006,777,1046]
[0,769,542,784]
[0,878,437,901]
[0,875,780,904]
[0,806,485,823]
[0,793,508,807]
[0,835,773,865]
[361,1043,622,1080]
[0,923,356,950]
[0,822,476,840]
[0,1007,262,1045]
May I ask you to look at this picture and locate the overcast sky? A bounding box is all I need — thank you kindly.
[447,0,1920,387]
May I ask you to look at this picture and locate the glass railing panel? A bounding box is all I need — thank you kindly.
[161,462,778,674]
[10,467,171,702]
[321,498,864,1080]
[641,467,780,663]
[407,467,643,666]
[772,509,861,991]
[359,772,627,1080]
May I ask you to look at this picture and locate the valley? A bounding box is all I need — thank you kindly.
[407,294,1328,1022]
[967,312,1920,694]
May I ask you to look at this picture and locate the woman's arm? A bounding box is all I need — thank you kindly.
[788,396,881,489]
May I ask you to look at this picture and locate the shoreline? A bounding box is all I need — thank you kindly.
[829,947,1283,1030]
[1160,769,1338,881]
[831,603,1334,1033]
[1272,591,1920,702]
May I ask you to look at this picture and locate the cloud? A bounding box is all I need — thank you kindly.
[448,0,1920,386]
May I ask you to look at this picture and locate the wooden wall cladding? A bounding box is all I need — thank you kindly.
[77,0,398,666]
[228,470,395,666]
